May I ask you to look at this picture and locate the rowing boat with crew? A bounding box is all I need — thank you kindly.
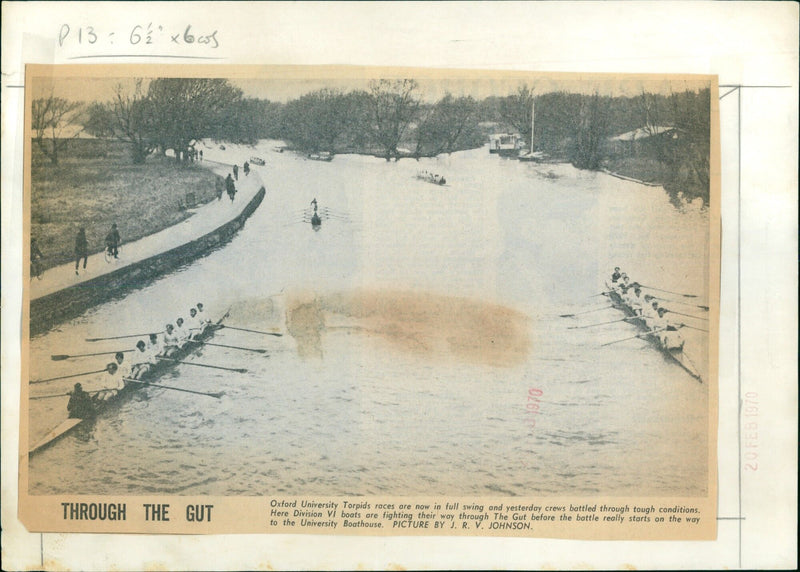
[604,282,703,383]
[28,313,227,456]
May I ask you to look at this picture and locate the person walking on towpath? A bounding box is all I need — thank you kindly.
[243,161,250,176]
[30,237,44,279]
[75,227,88,275]
[226,174,237,202]
[233,164,239,180]
[105,223,121,259]
[215,176,224,201]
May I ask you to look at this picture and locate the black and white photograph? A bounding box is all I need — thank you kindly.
[21,66,717,534]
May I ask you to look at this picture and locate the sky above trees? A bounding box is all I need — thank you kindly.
[30,70,713,105]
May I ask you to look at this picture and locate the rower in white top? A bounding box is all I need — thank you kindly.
[641,296,659,324]
[196,302,212,326]
[161,323,181,357]
[651,307,685,350]
[96,352,128,400]
[628,284,645,315]
[184,307,204,340]
[174,317,190,346]
[131,334,161,378]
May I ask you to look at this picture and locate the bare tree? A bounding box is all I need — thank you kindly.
[146,78,243,162]
[368,79,421,161]
[414,94,479,157]
[112,79,156,164]
[572,91,609,170]
[83,102,116,139]
[31,94,84,165]
[636,89,669,161]
[282,88,352,153]
[499,84,534,142]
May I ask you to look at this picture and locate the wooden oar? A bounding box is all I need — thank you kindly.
[30,363,116,384]
[639,284,699,298]
[200,341,269,354]
[679,323,710,333]
[157,356,247,373]
[666,310,709,321]
[222,325,283,337]
[52,349,134,361]
[560,305,613,318]
[86,332,159,342]
[31,388,109,400]
[654,296,709,311]
[123,377,223,399]
[601,327,668,347]
[568,317,633,329]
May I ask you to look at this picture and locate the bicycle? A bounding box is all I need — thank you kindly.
[104,244,121,263]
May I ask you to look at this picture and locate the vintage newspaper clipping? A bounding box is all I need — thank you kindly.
[19,64,720,539]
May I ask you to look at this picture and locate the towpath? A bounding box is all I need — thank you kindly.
[31,162,263,301]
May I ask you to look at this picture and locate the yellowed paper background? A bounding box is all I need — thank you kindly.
[2,1,797,570]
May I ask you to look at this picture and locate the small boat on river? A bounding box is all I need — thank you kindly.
[29,314,227,456]
[605,284,703,382]
[415,171,447,186]
[489,133,522,156]
[308,151,333,162]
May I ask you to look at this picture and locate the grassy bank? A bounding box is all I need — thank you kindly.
[601,156,708,206]
[31,139,219,271]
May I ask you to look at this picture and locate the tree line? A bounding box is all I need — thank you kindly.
[33,78,710,202]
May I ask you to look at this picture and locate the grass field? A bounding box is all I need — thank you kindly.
[31,139,220,271]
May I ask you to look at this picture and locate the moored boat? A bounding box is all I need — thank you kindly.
[308,151,333,162]
[29,314,227,456]
[489,133,522,156]
[517,99,545,162]
[605,284,703,382]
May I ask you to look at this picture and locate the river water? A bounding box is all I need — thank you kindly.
[27,141,710,497]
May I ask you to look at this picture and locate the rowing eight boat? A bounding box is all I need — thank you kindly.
[605,285,703,383]
[29,315,226,456]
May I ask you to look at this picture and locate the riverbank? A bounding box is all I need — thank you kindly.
[31,139,221,272]
[601,156,707,205]
[30,168,265,336]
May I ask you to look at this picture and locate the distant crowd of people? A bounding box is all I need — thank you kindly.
[215,161,252,203]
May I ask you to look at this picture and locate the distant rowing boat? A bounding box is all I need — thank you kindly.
[605,285,703,382]
[415,171,447,186]
[29,314,226,456]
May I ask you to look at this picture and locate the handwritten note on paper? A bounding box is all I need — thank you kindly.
[56,23,220,57]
